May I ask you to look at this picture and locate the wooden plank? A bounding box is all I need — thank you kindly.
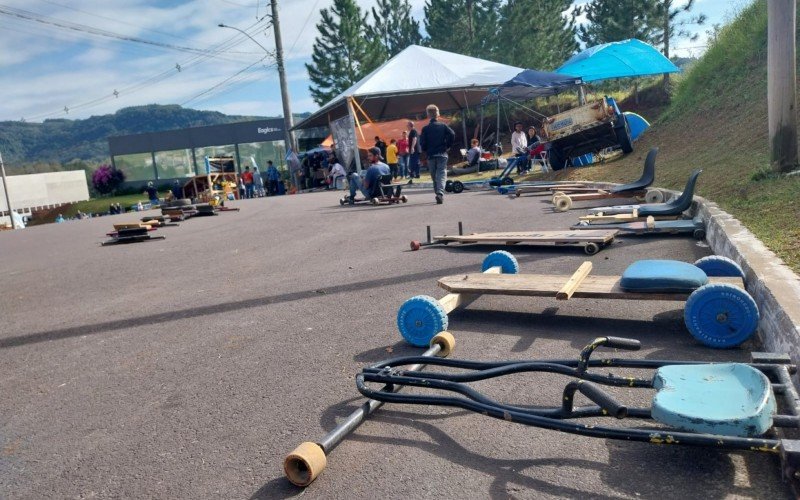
[556,262,593,300]
[437,273,743,301]
[516,183,586,193]
[433,230,617,244]
[113,223,151,230]
[558,190,645,202]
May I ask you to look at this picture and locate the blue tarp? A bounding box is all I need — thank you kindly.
[482,69,583,103]
[556,39,680,83]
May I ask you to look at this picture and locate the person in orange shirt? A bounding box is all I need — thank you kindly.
[241,165,255,198]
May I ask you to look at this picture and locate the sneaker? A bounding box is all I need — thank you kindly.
[435,195,443,204]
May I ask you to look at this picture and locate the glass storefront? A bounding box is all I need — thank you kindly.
[155,148,194,178]
[113,152,155,182]
[238,140,287,176]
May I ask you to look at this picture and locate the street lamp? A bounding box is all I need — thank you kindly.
[218,5,296,152]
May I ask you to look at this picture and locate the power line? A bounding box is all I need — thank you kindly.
[0,4,253,57]
[20,18,273,121]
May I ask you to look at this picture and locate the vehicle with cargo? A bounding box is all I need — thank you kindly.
[542,96,633,170]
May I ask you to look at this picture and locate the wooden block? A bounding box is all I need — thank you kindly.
[556,261,593,300]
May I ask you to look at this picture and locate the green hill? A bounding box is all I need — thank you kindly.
[555,0,800,273]
[0,104,270,169]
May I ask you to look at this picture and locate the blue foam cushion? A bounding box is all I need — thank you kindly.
[652,363,775,437]
[620,260,708,292]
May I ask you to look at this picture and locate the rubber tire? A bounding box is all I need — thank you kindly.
[284,442,327,487]
[397,295,449,347]
[693,228,707,240]
[445,180,453,193]
[370,198,379,205]
[410,240,421,251]
[498,187,509,195]
[578,221,590,227]
[173,198,192,207]
[693,255,744,277]
[339,198,345,206]
[584,242,600,255]
[452,181,464,194]
[551,191,566,203]
[554,196,572,212]
[644,189,664,204]
[481,250,519,274]
[400,195,408,203]
[431,331,456,357]
[684,283,759,348]
[615,116,634,154]
[502,177,514,186]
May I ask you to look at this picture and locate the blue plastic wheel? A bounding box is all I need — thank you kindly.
[397,295,449,347]
[481,250,519,274]
[684,283,759,348]
[498,187,510,195]
[693,256,744,277]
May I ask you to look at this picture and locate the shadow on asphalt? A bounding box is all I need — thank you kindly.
[0,254,544,350]
[256,406,628,499]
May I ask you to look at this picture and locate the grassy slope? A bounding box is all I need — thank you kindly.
[545,0,800,272]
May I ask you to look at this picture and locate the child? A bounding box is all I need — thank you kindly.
[386,138,399,180]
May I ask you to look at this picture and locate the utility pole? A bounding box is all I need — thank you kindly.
[0,151,15,230]
[767,0,798,173]
[270,0,296,153]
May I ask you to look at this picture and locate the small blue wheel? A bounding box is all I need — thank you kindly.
[498,187,510,195]
[693,256,744,277]
[397,295,449,347]
[684,283,759,348]
[481,250,519,274]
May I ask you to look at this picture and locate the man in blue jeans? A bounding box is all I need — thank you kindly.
[347,147,391,204]
[419,104,455,204]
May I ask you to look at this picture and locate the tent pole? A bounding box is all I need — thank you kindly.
[479,105,484,151]
[347,97,363,173]
[461,109,468,152]
[496,98,501,158]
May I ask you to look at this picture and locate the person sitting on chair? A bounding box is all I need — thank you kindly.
[347,147,391,204]
[511,122,528,174]
[466,138,482,168]
[527,125,549,173]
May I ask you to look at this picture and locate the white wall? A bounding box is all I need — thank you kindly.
[0,171,90,211]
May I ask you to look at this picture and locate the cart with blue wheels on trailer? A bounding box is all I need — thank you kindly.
[397,251,759,349]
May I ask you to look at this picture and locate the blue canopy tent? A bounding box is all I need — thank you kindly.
[479,69,582,160]
[556,39,680,82]
[482,69,583,103]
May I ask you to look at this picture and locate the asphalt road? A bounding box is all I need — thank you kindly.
[0,186,791,499]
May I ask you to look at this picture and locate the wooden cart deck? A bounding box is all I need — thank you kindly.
[438,273,743,301]
[433,230,617,245]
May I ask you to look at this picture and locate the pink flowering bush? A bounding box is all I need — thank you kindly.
[91,164,125,194]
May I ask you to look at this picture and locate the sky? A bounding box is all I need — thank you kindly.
[0,0,750,123]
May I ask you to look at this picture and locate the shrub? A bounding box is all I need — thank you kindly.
[91,164,126,194]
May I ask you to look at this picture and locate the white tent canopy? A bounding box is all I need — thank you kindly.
[293,45,523,129]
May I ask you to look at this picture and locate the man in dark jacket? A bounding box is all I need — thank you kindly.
[419,104,455,204]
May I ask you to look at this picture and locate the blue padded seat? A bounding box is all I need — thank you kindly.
[652,363,775,437]
[620,260,708,293]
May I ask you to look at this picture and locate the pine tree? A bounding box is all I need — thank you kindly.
[497,0,579,71]
[424,0,501,59]
[578,0,659,47]
[650,0,707,90]
[306,0,385,106]
[366,0,423,57]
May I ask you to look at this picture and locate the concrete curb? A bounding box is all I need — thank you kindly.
[697,199,800,362]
